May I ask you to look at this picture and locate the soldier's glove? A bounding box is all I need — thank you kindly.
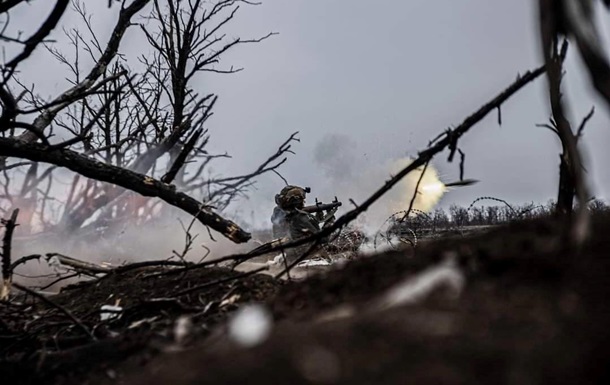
[322,216,335,229]
[322,208,337,228]
[314,210,325,222]
[322,207,338,222]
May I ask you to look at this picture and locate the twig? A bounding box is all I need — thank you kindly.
[173,266,268,297]
[398,161,430,224]
[279,240,291,281]
[111,260,191,274]
[161,128,203,184]
[13,282,96,341]
[9,253,42,271]
[37,272,81,291]
[497,105,502,126]
[272,169,288,185]
[204,132,299,200]
[576,106,595,140]
[48,134,91,150]
[458,149,465,180]
[4,0,71,72]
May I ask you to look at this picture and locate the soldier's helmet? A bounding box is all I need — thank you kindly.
[276,185,309,210]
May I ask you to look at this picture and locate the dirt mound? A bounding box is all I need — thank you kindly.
[0,265,279,384]
[2,214,610,384]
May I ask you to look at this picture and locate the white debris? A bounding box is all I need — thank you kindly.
[173,316,192,344]
[266,255,333,268]
[100,305,123,321]
[106,369,117,380]
[266,254,284,266]
[220,294,241,308]
[358,237,407,256]
[228,304,273,348]
[128,316,160,329]
[47,255,67,273]
[296,258,332,267]
[315,304,356,323]
[0,278,11,301]
[376,252,464,310]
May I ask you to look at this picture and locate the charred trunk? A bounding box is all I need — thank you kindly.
[556,152,575,217]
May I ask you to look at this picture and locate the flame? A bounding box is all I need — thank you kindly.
[319,156,450,233]
[387,158,447,214]
[421,181,446,195]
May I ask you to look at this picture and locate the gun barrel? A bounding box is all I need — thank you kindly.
[302,201,342,213]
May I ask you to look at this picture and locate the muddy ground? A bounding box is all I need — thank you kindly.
[1,213,610,384]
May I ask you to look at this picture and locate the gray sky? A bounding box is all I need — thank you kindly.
[203,0,610,225]
[8,0,610,229]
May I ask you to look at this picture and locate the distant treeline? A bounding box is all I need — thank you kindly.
[249,199,608,241]
[394,198,609,230]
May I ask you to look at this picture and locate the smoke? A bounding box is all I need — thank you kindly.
[313,134,447,234]
[7,132,450,290]
[313,134,358,182]
[10,205,258,290]
[385,158,447,214]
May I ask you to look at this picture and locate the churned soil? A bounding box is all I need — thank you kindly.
[2,213,610,384]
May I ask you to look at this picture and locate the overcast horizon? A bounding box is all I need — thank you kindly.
[8,0,610,229]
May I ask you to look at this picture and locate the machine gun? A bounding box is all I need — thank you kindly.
[302,197,342,214]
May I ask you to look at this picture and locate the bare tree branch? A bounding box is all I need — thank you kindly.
[3,0,70,73]
[576,106,595,140]
[558,0,610,110]
[161,128,202,183]
[0,0,25,14]
[0,138,251,242]
[14,0,151,142]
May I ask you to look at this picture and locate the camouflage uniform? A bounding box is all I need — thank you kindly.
[273,185,327,264]
[285,208,321,240]
[271,206,289,239]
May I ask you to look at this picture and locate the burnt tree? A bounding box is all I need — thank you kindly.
[0,0,292,243]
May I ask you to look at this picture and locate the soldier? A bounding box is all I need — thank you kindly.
[270,186,295,239]
[273,185,337,264]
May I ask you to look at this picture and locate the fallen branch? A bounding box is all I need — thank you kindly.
[0,138,251,242]
[45,253,111,275]
[9,254,42,272]
[401,160,430,222]
[38,272,81,291]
